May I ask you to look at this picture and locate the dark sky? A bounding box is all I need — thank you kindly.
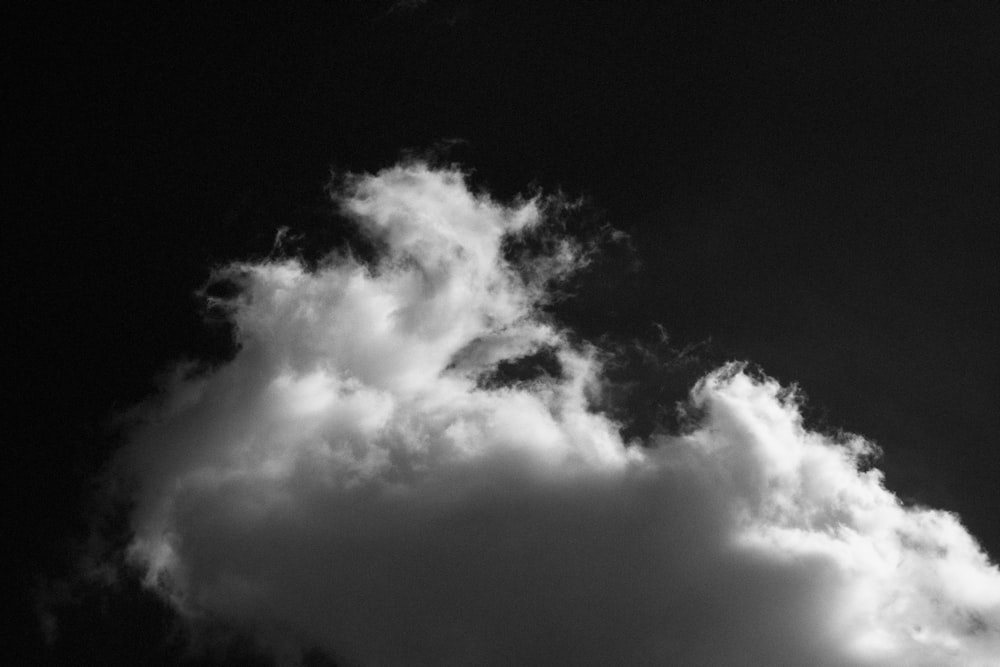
[11,2,999,664]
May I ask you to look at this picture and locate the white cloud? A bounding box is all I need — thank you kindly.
[110,162,1000,666]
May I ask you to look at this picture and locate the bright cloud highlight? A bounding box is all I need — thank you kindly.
[109,163,1000,666]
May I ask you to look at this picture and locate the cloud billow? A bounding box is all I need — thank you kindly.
[111,162,1000,666]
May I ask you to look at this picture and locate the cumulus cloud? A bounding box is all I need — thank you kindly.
[108,162,1000,666]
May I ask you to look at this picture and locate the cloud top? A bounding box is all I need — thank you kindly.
[112,163,1000,666]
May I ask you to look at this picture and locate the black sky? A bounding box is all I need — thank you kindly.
[11,2,999,664]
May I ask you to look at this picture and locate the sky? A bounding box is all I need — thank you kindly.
[10,2,999,666]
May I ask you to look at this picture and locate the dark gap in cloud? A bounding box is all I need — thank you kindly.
[201,276,245,303]
[476,346,564,390]
[593,335,719,443]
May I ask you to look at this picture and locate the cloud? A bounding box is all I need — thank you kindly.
[107,162,1000,666]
